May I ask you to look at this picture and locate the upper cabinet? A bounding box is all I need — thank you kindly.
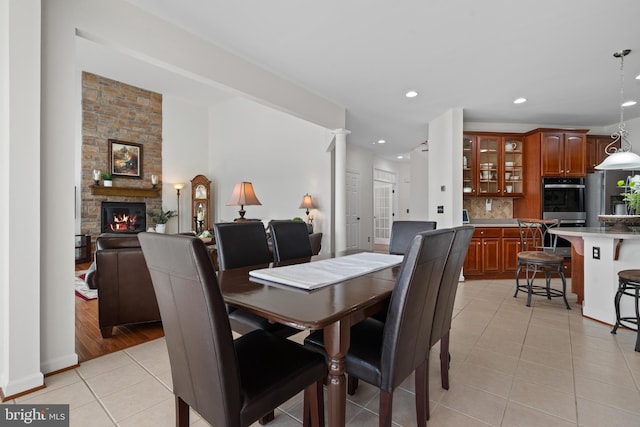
[587,134,621,173]
[463,133,524,197]
[538,130,587,177]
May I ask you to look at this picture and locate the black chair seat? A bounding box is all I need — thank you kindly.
[235,330,327,424]
[306,318,385,387]
[229,310,300,338]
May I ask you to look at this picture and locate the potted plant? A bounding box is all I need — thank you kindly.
[102,172,113,187]
[292,216,313,233]
[623,175,640,214]
[148,208,177,233]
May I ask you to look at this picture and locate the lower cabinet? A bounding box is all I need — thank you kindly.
[463,226,571,279]
[463,228,501,275]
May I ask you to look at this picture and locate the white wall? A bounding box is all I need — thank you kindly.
[428,109,464,229]
[162,96,210,233]
[410,146,430,220]
[0,0,46,397]
[209,97,333,249]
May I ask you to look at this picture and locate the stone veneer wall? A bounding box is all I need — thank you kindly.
[81,72,163,250]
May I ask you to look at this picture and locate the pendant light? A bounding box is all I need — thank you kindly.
[595,49,640,170]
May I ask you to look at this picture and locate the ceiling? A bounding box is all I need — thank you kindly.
[110,0,640,159]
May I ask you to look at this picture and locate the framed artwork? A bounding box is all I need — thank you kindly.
[109,139,142,178]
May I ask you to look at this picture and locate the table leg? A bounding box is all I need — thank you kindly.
[323,320,350,427]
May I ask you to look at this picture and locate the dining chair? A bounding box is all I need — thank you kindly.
[138,233,326,427]
[388,220,437,255]
[348,225,474,421]
[305,228,455,427]
[269,220,313,262]
[213,222,299,338]
[514,218,570,309]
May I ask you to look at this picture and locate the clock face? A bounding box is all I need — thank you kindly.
[195,184,207,199]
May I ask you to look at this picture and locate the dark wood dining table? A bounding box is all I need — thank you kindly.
[217,254,401,427]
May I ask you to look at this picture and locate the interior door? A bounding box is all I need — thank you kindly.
[346,171,360,249]
[374,180,393,245]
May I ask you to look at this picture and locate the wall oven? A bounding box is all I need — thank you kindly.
[542,177,586,257]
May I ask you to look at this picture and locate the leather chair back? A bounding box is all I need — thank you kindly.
[388,221,437,255]
[214,222,272,271]
[269,220,313,262]
[139,233,243,426]
[430,225,474,346]
[380,228,454,391]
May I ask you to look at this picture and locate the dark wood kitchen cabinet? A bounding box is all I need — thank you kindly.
[538,130,588,177]
[587,134,621,172]
[463,228,500,275]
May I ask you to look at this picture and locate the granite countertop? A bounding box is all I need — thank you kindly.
[550,226,640,239]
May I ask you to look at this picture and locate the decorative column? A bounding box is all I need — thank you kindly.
[333,129,350,253]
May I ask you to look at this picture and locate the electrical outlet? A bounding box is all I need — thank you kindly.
[437,205,444,214]
[485,199,492,211]
[592,246,600,259]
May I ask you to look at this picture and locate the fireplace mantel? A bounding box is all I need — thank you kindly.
[91,186,160,198]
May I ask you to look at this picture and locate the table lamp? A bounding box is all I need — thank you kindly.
[299,193,316,219]
[226,182,262,221]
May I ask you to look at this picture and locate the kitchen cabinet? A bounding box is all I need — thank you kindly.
[463,226,571,279]
[587,134,621,172]
[463,228,500,275]
[539,130,587,177]
[463,133,524,197]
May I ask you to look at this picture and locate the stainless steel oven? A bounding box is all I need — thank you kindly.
[542,177,586,257]
[542,177,586,223]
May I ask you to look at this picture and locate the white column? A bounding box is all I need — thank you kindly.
[333,129,350,252]
[0,0,45,398]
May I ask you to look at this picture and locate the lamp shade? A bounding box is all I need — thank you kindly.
[595,151,640,170]
[299,194,316,210]
[226,182,262,206]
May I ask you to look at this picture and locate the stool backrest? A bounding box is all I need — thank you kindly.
[517,218,560,253]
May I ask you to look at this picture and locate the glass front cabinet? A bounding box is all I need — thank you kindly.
[463,134,524,197]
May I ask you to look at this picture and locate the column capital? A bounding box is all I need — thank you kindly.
[332,128,351,136]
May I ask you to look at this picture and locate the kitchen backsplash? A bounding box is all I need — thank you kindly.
[464,198,513,219]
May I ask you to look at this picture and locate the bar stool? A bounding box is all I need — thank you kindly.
[611,269,640,352]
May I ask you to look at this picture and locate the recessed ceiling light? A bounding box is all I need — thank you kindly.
[513,97,527,104]
[405,90,418,98]
[636,74,640,80]
[378,139,386,144]
[396,155,404,159]
[622,100,637,107]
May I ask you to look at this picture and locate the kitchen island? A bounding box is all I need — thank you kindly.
[550,227,640,325]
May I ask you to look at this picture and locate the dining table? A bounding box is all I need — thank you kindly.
[216,252,402,427]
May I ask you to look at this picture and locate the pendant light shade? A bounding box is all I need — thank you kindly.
[595,49,640,171]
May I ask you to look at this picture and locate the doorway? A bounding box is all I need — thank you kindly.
[374,170,396,246]
[346,171,361,249]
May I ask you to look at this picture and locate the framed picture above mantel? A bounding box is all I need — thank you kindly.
[109,139,142,178]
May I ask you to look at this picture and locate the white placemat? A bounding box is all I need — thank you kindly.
[249,252,403,290]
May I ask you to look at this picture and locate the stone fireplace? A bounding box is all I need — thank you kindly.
[101,202,147,234]
[80,72,163,251]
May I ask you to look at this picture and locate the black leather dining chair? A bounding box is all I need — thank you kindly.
[269,220,313,262]
[213,222,299,337]
[347,226,474,421]
[139,233,326,427]
[305,228,455,427]
[388,220,437,255]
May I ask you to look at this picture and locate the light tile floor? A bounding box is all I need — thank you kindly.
[7,278,640,426]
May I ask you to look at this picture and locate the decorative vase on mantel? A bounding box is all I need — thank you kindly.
[102,173,113,187]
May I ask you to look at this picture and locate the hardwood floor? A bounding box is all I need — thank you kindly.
[75,262,164,363]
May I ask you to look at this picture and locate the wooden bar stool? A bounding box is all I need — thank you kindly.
[611,269,640,352]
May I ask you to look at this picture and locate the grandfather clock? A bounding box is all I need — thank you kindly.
[190,174,211,233]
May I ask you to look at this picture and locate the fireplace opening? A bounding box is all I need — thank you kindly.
[101,201,146,234]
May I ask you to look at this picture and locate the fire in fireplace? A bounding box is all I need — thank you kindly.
[101,202,146,234]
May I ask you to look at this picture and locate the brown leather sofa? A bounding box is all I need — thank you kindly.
[85,233,161,338]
